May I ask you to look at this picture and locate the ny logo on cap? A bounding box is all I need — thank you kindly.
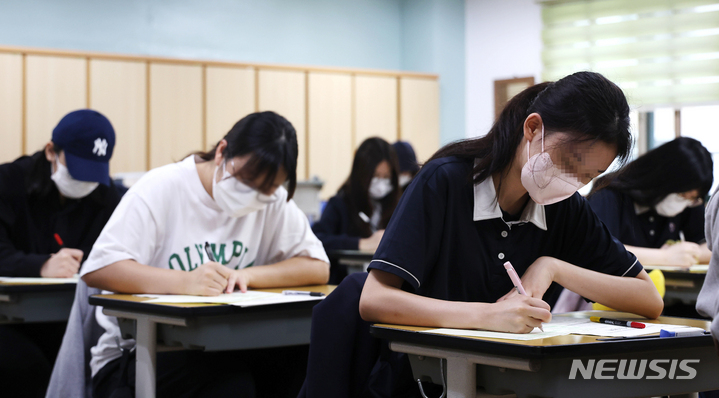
[93,138,108,157]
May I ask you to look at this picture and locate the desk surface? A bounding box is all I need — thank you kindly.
[0,280,77,293]
[89,284,335,317]
[371,311,712,359]
[0,280,77,323]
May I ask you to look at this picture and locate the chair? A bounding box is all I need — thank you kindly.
[45,279,103,398]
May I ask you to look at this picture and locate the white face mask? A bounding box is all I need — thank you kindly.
[520,124,585,205]
[51,159,99,199]
[399,174,412,188]
[655,193,693,217]
[212,160,278,218]
[369,177,393,200]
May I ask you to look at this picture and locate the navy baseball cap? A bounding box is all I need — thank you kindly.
[392,141,419,174]
[51,110,115,186]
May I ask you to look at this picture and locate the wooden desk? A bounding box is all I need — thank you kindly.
[645,265,708,306]
[0,280,76,324]
[371,311,719,398]
[89,285,335,398]
[327,249,374,274]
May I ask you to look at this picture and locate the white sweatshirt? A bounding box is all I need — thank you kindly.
[80,156,329,376]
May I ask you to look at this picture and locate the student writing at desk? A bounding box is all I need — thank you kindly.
[312,137,400,283]
[586,137,713,267]
[81,111,329,398]
[354,72,663,392]
[555,137,713,314]
[0,109,123,398]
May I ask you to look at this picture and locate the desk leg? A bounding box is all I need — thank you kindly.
[135,316,157,398]
[446,357,476,398]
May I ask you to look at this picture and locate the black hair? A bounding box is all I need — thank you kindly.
[589,137,713,206]
[427,71,632,192]
[340,137,400,238]
[198,111,298,200]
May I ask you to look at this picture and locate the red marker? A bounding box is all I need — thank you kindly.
[54,233,64,247]
[590,316,645,329]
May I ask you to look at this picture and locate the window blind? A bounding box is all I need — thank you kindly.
[541,0,719,107]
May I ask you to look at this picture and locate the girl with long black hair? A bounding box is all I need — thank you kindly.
[82,111,329,397]
[359,71,664,333]
[587,137,713,267]
[312,137,400,282]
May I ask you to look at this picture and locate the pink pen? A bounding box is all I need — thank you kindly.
[503,261,544,332]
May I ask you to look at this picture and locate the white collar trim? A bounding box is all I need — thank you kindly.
[472,175,547,231]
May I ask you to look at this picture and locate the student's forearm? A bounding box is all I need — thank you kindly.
[699,243,711,264]
[82,260,190,294]
[552,259,663,319]
[245,257,329,288]
[625,245,667,266]
[359,270,494,329]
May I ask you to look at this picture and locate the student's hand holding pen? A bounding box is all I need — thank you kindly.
[489,295,552,333]
[660,241,702,267]
[185,262,230,296]
[40,248,83,278]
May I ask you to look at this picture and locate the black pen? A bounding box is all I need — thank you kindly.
[282,290,325,297]
[204,242,216,262]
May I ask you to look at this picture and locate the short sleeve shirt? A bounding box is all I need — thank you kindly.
[367,157,642,302]
[587,188,705,248]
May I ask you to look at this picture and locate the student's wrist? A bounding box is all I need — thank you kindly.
[544,257,566,286]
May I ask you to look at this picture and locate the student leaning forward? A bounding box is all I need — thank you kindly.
[81,111,330,398]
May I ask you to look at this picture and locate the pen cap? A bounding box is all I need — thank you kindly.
[503,261,512,271]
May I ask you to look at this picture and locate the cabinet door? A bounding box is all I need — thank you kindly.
[307,72,353,199]
[148,63,203,169]
[25,55,87,154]
[400,77,440,163]
[90,59,147,173]
[0,53,23,163]
[354,75,398,148]
[257,69,307,179]
[205,66,255,150]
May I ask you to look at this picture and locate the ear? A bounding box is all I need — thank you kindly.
[214,139,228,166]
[44,142,56,163]
[523,113,543,143]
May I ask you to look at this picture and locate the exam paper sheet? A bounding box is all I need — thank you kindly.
[421,316,706,340]
[136,290,324,306]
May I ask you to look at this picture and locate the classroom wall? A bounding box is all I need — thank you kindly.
[401,0,465,146]
[465,0,542,138]
[0,0,464,147]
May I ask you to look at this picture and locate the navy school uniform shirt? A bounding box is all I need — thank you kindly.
[312,193,362,251]
[367,157,642,303]
[0,151,123,277]
[587,188,705,248]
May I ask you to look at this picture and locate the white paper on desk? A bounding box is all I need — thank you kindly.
[137,290,276,304]
[421,317,706,340]
[564,321,706,337]
[229,293,324,307]
[0,275,79,284]
[422,328,570,340]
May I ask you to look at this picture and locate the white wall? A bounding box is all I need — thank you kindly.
[465,0,542,138]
